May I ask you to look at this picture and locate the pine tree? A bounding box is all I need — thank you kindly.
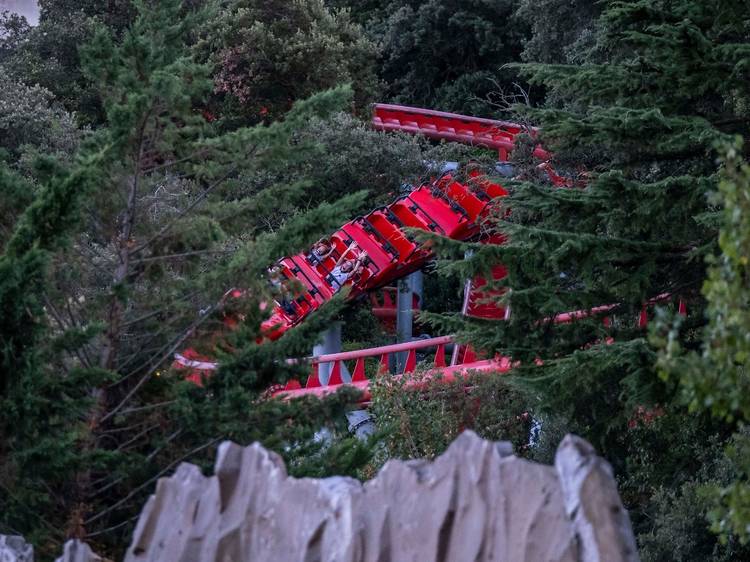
[425,0,750,555]
[658,141,750,544]
[0,151,103,551]
[1,1,373,556]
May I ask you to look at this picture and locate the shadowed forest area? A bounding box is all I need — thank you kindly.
[1,1,750,560]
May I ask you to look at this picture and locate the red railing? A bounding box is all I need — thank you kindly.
[175,103,668,394]
[274,335,510,402]
[272,294,688,402]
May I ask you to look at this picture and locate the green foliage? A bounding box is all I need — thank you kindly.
[622,412,750,561]
[638,463,749,561]
[0,148,103,549]
[0,11,31,62]
[0,1,372,557]
[430,0,749,434]
[273,112,478,210]
[354,0,529,113]
[0,9,102,122]
[659,142,750,421]
[420,265,464,315]
[515,0,600,64]
[0,167,35,247]
[39,0,136,32]
[206,111,480,238]
[370,369,531,464]
[710,430,750,543]
[0,79,81,167]
[207,0,379,122]
[421,0,750,556]
[290,113,434,206]
[340,303,390,348]
[1,0,749,558]
[656,143,750,543]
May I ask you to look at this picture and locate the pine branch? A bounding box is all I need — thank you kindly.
[43,296,92,369]
[85,515,139,539]
[117,400,176,416]
[131,249,231,264]
[129,164,240,256]
[100,301,220,423]
[83,436,219,527]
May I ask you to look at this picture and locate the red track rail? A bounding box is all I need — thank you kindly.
[372,104,550,162]
[272,296,686,402]
[372,104,574,186]
[255,105,581,342]
[273,335,510,402]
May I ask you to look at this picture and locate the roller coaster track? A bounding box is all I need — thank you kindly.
[177,103,659,397]
[253,104,562,342]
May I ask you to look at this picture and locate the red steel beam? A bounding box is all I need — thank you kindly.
[273,294,686,403]
[273,358,511,402]
[372,103,552,161]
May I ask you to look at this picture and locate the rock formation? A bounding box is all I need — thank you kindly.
[120,431,639,562]
[5,432,638,561]
[54,540,103,562]
[0,535,33,562]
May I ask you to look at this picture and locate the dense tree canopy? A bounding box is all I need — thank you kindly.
[1,1,749,560]
[421,0,750,559]
[0,1,373,555]
[206,0,379,123]
[331,0,530,113]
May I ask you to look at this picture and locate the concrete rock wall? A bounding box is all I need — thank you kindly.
[54,540,103,562]
[120,431,639,562]
[0,535,33,562]
[6,431,638,561]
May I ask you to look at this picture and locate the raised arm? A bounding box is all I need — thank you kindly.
[333,242,359,268]
[352,251,368,276]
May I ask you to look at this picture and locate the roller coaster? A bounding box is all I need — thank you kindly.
[174,103,681,402]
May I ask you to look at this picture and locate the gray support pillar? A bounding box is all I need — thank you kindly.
[410,269,423,307]
[452,249,475,366]
[396,270,424,371]
[396,277,413,372]
[396,179,421,371]
[312,322,350,385]
[452,277,473,366]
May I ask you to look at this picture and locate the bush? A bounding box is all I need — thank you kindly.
[370,369,532,463]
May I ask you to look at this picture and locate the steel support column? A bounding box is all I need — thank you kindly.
[312,322,350,385]
[396,270,423,371]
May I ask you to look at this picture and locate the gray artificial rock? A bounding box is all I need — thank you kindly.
[555,435,640,562]
[54,540,103,562]
[0,535,33,562]
[122,431,639,562]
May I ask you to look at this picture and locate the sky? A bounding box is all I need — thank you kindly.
[0,0,39,25]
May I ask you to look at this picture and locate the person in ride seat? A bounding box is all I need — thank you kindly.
[268,265,297,316]
[329,242,367,291]
[309,238,334,264]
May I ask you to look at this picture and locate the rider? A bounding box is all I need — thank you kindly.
[268,265,297,316]
[309,238,334,264]
[329,242,367,291]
